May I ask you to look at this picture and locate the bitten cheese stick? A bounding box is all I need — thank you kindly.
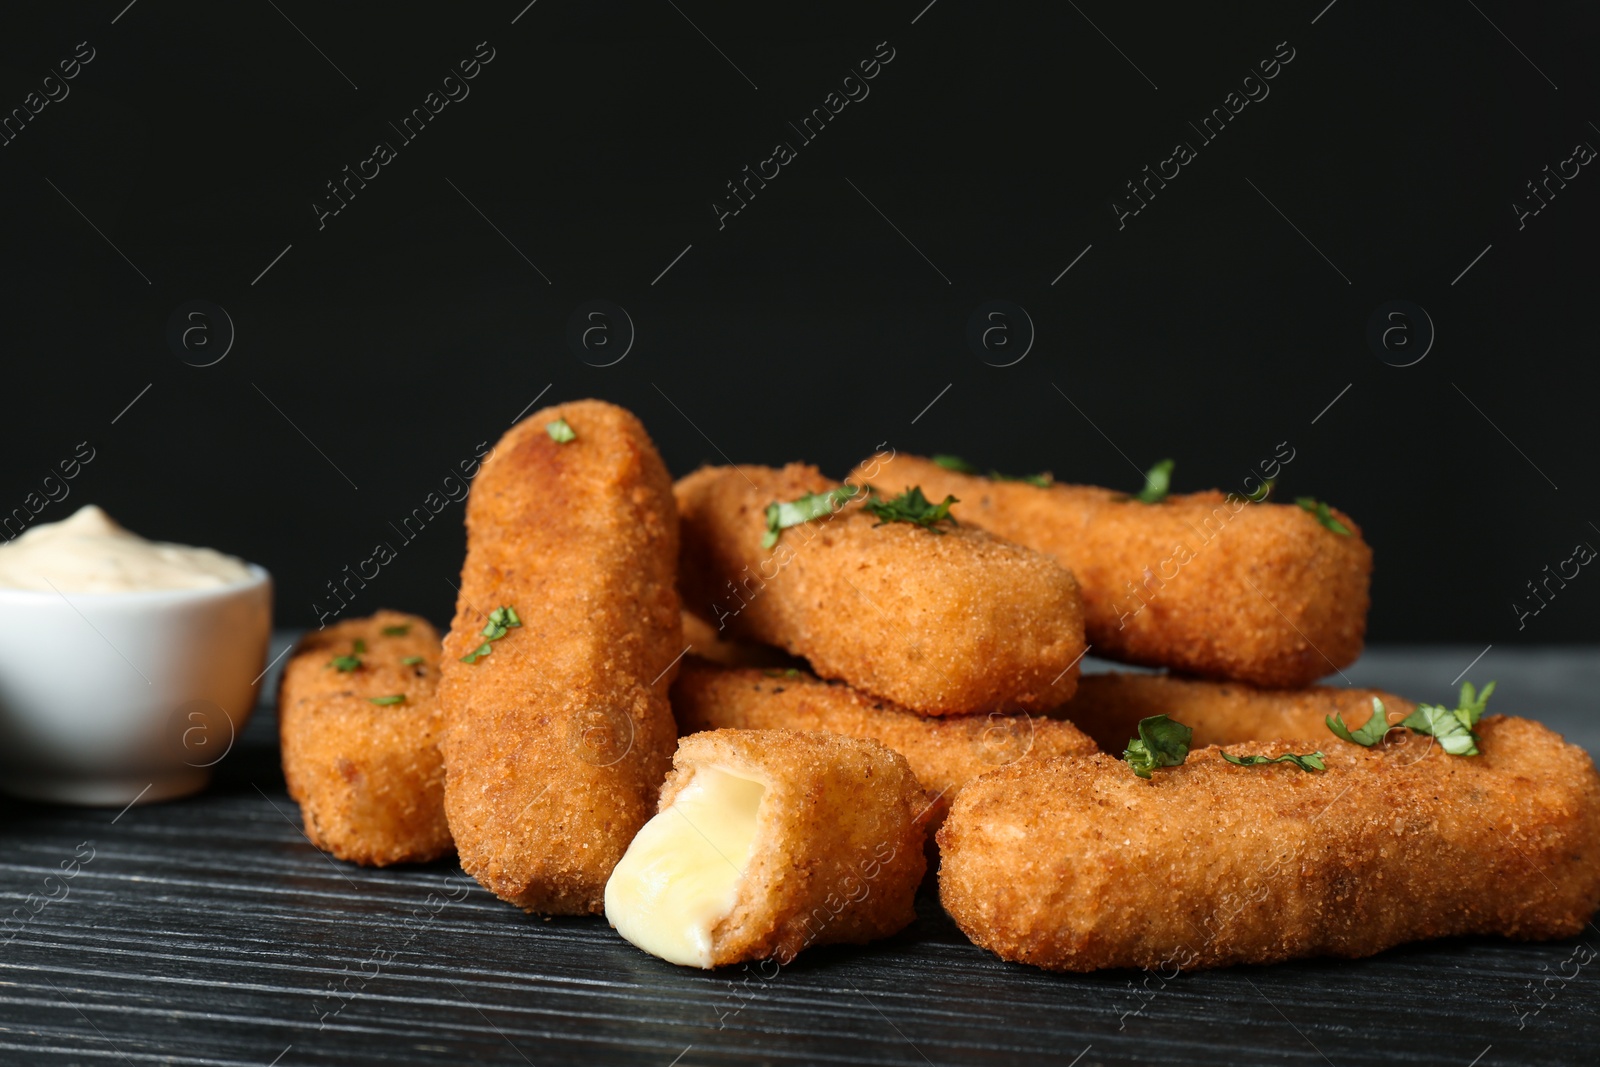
[675,464,1086,715]
[939,717,1600,972]
[278,611,451,866]
[605,729,927,968]
[673,658,1097,825]
[439,400,683,914]
[849,454,1372,689]
[1059,671,1415,755]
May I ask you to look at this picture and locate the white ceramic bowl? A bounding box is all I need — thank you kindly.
[0,565,272,806]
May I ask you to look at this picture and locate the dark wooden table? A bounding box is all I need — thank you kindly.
[3,642,1597,1066]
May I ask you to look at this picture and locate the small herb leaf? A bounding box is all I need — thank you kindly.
[1326,697,1393,747]
[862,486,958,532]
[402,655,425,666]
[932,454,978,474]
[369,694,406,706]
[762,485,861,548]
[1245,479,1275,504]
[381,624,411,637]
[462,605,522,664]
[329,654,362,672]
[1135,460,1175,504]
[352,639,367,655]
[1123,714,1193,779]
[1296,497,1352,536]
[1221,750,1327,771]
[546,418,576,443]
[1397,680,1497,757]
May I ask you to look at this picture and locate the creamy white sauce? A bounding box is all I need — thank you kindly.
[0,505,254,593]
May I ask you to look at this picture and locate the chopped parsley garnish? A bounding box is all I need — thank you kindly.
[1245,479,1275,503]
[381,624,411,637]
[352,639,367,654]
[546,418,576,443]
[932,453,1053,486]
[1326,682,1496,756]
[1220,750,1326,771]
[862,486,958,532]
[402,655,425,666]
[1296,497,1352,536]
[1397,681,1496,756]
[461,605,523,664]
[763,667,802,679]
[329,654,362,672]
[762,485,861,548]
[1325,697,1394,747]
[1135,459,1175,504]
[1123,714,1193,779]
[933,454,978,473]
[369,694,406,706]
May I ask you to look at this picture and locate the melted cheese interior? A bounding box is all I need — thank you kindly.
[604,766,765,968]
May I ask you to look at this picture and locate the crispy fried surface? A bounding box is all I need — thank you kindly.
[663,729,927,966]
[939,716,1600,971]
[680,610,797,669]
[278,611,451,867]
[439,400,682,914]
[673,658,1097,826]
[1059,671,1416,754]
[675,464,1087,715]
[849,455,1372,688]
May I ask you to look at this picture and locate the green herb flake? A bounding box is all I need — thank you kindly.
[369,694,406,706]
[862,486,959,532]
[1245,479,1276,504]
[1397,680,1497,757]
[1221,750,1327,772]
[1135,459,1175,504]
[932,454,978,473]
[461,605,522,664]
[1326,697,1394,747]
[402,655,425,666]
[381,624,411,637]
[329,654,362,672]
[546,418,576,443]
[763,667,802,679]
[352,639,367,655]
[1123,714,1193,779]
[933,453,1052,486]
[1296,496,1352,536]
[762,485,861,549]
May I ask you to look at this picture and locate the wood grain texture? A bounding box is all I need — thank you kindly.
[1,639,1596,1066]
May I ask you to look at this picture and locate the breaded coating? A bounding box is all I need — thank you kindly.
[673,658,1097,826]
[939,717,1600,972]
[439,400,683,914]
[675,464,1086,715]
[849,454,1372,688]
[606,729,927,967]
[1060,671,1415,754]
[680,610,796,670]
[278,611,451,866]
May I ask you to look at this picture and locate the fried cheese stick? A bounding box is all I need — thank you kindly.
[939,717,1600,971]
[675,463,1086,715]
[849,454,1371,688]
[672,658,1097,826]
[278,611,451,866]
[1058,671,1415,755]
[605,729,927,968]
[439,400,683,914]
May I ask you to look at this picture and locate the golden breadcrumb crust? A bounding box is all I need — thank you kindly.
[938,716,1600,971]
[672,658,1096,826]
[278,611,451,866]
[675,463,1086,715]
[439,400,682,914]
[849,454,1371,688]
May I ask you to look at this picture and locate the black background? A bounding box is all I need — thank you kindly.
[1,0,1595,646]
